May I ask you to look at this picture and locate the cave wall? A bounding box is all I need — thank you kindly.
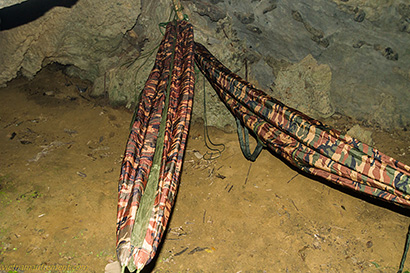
[0,0,28,9]
[185,0,410,130]
[0,0,141,84]
[0,0,409,131]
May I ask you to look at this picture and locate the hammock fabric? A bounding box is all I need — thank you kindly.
[194,42,410,208]
[116,17,410,272]
[116,20,194,272]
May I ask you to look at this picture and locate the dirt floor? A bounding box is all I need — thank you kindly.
[1,66,410,273]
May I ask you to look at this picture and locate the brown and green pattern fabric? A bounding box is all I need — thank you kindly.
[116,20,194,272]
[194,42,410,208]
[116,18,409,272]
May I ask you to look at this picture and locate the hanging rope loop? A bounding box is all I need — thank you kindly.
[234,58,264,161]
[201,74,225,160]
[236,118,264,162]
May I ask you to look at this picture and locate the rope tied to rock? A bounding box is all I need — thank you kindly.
[172,0,185,21]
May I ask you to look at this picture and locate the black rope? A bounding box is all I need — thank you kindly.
[234,57,264,162]
[202,75,225,160]
[236,118,264,162]
[398,224,410,273]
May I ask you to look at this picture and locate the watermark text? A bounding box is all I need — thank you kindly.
[0,264,88,271]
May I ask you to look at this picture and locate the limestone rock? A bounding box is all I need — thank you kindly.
[0,0,141,86]
[90,0,172,107]
[347,124,373,146]
[1,0,409,131]
[369,92,401,131]
[270,54,334,119]
[184,0,410,130]
[0,0,29,9]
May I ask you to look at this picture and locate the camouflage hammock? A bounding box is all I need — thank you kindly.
[116,17,410,273]
[116,20,194,272]
[194,42,410,208]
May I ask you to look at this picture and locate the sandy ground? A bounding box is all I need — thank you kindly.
[0,66,410,273]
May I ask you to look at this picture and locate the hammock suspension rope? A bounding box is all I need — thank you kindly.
[201,73,226,160]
